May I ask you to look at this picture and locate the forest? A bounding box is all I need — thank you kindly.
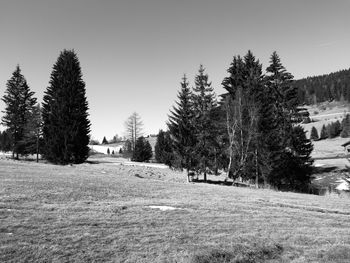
[294,68,350,104]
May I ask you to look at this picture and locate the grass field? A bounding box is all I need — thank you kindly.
[1,159,350,262]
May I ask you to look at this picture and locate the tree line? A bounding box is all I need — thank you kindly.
[294,68,350,104]
[310,114,350,140]
[155,51,313,191]
[1,50,90,164]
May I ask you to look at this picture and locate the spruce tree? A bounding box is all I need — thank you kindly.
[222,51,266,183]
[310,126,319,140]
[42,50,90,164]
[167,74,196,177]
[132,136,152,162]
[192,65,217,181]
[265,52,313,190]
[334,120,341,137]
[1,65,37,159]
[341,114,350,138]
[20,104,43,161]
[102,136,108,144]
[154,129,173,166]
[320,124,328,139]
[0,130,12,152]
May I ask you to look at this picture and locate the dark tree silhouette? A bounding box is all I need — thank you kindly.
[310,126,319,141]
[1,65,37,159]
[167,74,197,180]
[42,50,90,164]
[132,136,152,162]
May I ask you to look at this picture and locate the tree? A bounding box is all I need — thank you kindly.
[102,136,108,144]
[42,50,91,164]
[132,136,152,162]
[122,139,133,158]
[265,51,313,190]
[110,134,123,143]
[334,120,342,137]
[167,74,197,180]
[341,114,350,138]
[1,65,37,159]
[320,124,328,139]
[124,112,143,152]
[20,103,43,162]
[310,126,319,140]
[107,148,110,155]
[154,129,173,166]
[0,130,12,152]
[192,65,217,181]
[89,138,100,145]
[222,52,264,183]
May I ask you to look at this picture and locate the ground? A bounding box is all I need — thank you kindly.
[1,158,350,262]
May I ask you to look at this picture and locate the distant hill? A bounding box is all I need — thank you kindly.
[294,68,350,104]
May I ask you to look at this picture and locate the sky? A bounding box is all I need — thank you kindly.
[0,0,349,142]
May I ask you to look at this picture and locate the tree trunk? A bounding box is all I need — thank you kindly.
[36,133,39,163]
[255,148,258,188]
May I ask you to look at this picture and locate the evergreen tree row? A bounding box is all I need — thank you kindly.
[310,116,350,141]
[294,68,350,104]
[161,51,313,191]
[1,50,91,164]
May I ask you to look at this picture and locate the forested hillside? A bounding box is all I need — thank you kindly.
[294,68,350,104]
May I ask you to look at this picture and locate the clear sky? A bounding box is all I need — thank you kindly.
[0,0,349,142]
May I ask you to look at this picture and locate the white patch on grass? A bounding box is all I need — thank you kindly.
[336,179,350,191]
[148,205,180,211]
[314,163,325,167]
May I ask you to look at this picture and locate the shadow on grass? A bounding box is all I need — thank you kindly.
[190,243,283,263]
[191,179,233,186]
[313,166,338,174]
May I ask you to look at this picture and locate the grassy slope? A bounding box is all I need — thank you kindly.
[1,160,350,262]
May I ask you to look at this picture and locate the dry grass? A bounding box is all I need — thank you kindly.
[1,159,350,262]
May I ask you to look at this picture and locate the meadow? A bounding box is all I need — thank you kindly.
[1,159,350,262]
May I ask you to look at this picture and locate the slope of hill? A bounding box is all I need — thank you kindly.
[1,159,350,262]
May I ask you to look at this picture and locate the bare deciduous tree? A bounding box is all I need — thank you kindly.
[124,112,143,151]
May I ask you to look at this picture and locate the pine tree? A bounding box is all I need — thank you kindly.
[122,139,133,158]
[192,65,217,181]
[341,114,350,138]
[320,124,328,139]
[310,126,319,140]
[1,65,37,159]
[102,136,108,144]
[132,136,152,162]
[42,50,91,164]
[0,130,12,152]
[20,104,43,162]
[167,74,196,179]
[334,120,341,137]
[265,52,313,190]
[222,51,265,183]
[288,125,314,190]
[154,129,173,166]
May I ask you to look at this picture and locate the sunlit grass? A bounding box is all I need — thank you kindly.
[1,159,350,262]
